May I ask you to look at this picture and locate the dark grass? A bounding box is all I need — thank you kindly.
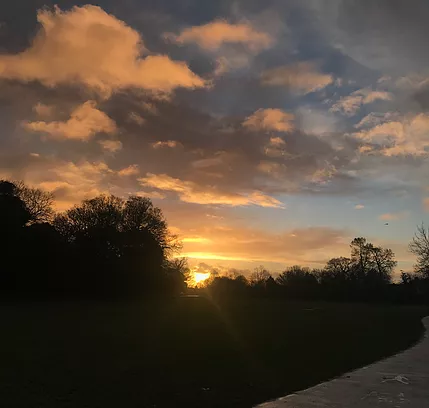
[0,298,427,407]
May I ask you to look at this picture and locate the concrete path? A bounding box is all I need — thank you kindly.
[256,317,429,408]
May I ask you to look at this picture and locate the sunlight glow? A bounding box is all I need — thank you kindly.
[187,271,211,287]
[193,272,211,284]
[182,237,212,243]
[179,252,250,261]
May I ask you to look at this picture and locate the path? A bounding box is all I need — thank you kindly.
[256,316,429,408]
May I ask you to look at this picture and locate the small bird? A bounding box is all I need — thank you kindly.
[384,223,389,226]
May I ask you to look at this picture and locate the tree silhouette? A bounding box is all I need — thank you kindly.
[15,181,54,224]
[249,266,271,287]
[0,180,31,230]
[350,237,371,278]
[276,266,319,299]
[0,179,425,303]
[409,224,429,278]
[53,194,178,296]
[368,245,396,283]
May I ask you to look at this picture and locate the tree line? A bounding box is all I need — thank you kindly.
[1,179,428,303]
[197,237,429,304]
[0,180,186,298]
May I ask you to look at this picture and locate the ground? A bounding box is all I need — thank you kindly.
[0,298,427,407]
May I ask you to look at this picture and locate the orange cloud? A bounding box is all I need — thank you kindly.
[379,212,408,221]
[23,160,114,210]
[354,113,429,156]
[118,165,139,177]
[243,108,294,132]
[0,5,206,97]
[138,173,284,208]
[33,103,54,118]
[261,62,333,94]
[262,136,292,159]
[309,163,337,184]
[151,140,181,149]
[176,223,351,266]
[257,161,287,179]
[135,191,166,200]
[331,88,393,116]
[170,20,273,52]
[23,101,117,141]
[182,237,213,243]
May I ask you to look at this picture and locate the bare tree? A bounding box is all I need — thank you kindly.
[409,224,429,278]
[350,237,371,275]
[368,245,396,282]
[249,266,271,287]
[15,181,54,224]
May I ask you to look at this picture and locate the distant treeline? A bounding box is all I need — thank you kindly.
[200,235,429,304]
[1,179,428,303]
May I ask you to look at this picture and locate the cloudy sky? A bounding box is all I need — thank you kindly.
[1,0,429,276]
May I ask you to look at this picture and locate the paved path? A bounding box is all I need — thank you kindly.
[256,317,429,408]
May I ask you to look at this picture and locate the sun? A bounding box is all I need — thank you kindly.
[192,272,211,286]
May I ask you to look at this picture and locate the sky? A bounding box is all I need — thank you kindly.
[1,1,429,277]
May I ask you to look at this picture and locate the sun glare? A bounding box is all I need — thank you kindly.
[191,272,211,286]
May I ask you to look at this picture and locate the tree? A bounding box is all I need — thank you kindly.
[409,224,429,278]
[324,257,352,279]
[368,245,396,283]
[53,194,179,296]
[276,266,318,298]
[15,181,54,224]
[207,274,249,299]
[0,180,60,294]
[350,237,371,277]
[350,238,395,283]
[0,180,31,230]
[249,266,271,287]
[54,195,124,258]
[162,257,189,295]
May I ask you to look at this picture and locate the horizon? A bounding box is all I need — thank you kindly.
[1,1,429,277]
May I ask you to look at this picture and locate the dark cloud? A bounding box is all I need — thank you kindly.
[315,0,429,74]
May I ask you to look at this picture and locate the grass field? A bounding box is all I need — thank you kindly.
[0,297,427,407]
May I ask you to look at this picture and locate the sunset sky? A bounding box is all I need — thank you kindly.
[1,1,429,276]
